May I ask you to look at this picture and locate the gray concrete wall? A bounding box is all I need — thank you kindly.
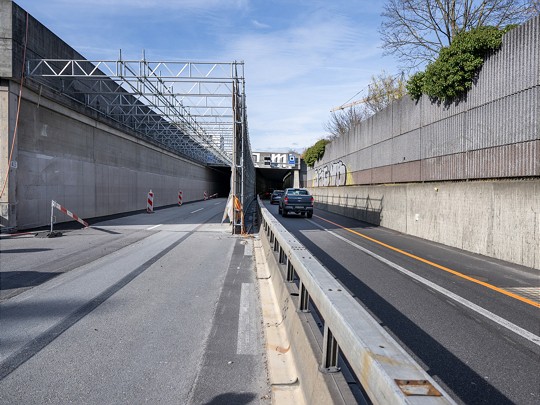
[310,179,540,270]
[306,16,540,269]
[0,1,229,230]
[2,81,228,230]
[310,16,540,187]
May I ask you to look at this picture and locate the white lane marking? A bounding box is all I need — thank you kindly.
[146,224,161,230]
[237,283,258,355]
[190,208,204,214]
[308,220,540,347]
[214,202,221,205]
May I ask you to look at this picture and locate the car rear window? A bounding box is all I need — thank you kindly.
[287,189,309,195]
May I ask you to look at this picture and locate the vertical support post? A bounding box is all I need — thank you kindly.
[320,325,341,373]
[50,200,54,233]
[298,281,310,312]
[286,261,295,282]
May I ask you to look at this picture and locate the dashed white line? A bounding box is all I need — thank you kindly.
[308,219,540,347]
[190,208,204,214]
[146,224,162,230]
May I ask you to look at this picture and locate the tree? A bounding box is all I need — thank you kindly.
[303,139,330,167]
[325,71,406,140]
[380,0,536,69]
[364,71,407,114]
[325,107,366,140]
[407,25,514,101]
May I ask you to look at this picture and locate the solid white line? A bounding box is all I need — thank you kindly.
[237,283,258,355]
[146,224,161,230]
[190,208,204,214]
[308,220,540,347]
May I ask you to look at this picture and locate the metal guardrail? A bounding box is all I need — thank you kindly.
[259,199,456,404]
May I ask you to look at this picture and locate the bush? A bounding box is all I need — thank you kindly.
[303,139,330,167]
[406,25,516,102]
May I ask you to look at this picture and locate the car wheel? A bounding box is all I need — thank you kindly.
[307,212,313,218]
[282,209,288,217]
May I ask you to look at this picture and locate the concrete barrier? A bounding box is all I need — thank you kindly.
[309,179,540,270]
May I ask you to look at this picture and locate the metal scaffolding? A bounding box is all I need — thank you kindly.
[26,54,256,233]
[26,55,244,166]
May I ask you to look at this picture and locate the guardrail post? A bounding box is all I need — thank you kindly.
[279,247,286,264]
[286,261,295,282]
[320,325,341,374]
[299,281,310,312]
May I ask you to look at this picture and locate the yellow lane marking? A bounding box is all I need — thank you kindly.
[314,215,540,309]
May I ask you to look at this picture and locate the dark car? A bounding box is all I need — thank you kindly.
[270,190,284,204]
[278,188,314,218]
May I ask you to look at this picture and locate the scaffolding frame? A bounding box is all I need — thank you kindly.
[26,54,256,233]
[26,55,245,166]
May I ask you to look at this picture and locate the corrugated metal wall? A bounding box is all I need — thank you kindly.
[311,15,540,186]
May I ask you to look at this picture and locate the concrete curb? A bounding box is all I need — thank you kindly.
[255,233,356,404]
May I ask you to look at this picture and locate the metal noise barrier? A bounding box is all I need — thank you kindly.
[258,200,456,404]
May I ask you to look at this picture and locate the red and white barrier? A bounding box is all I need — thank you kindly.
[203,191,208,200]
[178,190,183,206]
[50,200,88,233]
[147,190,154,213]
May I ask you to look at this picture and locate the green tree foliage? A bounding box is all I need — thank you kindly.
[406,25,515,102]
[303,139,330,167]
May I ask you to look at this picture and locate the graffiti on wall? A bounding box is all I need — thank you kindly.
[313,161,347,187]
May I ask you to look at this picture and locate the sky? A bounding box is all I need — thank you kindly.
[14,0,399,153]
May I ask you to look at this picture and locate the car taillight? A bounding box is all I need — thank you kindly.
[310,196,314,206]
[284,196,288,203]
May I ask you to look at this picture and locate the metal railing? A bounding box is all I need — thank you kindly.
[258,199,456,404]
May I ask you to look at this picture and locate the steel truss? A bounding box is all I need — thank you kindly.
[26,57,246,166]
[27,55,255,233]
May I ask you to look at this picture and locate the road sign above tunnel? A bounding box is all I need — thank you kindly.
[252,151,299,169]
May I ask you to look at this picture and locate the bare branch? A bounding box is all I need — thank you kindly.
[380,0,534,69]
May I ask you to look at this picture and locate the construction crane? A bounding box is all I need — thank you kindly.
[330,97,368,112]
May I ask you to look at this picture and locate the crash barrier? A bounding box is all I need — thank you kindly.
[258,199,456,404]
[50,200,88,233]
[147,190,154,213]
[178,191,183,206]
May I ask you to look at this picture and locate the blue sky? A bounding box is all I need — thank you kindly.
[15,0,399,153]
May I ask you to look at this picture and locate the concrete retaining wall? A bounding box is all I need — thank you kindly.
[310,179,540,270]
[306,17,539,269]
[310,16,539,186]
[2,81,228,230]
[0,1,229,230]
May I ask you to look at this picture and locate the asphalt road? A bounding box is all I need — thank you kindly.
[263,200,540,405]
[0,199,270,404]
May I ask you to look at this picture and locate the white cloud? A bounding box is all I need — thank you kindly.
[251,20,270,29]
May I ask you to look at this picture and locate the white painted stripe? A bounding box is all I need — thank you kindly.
[190,208,204,214]
[214,202,221,205]
[237,283,258,355]
[308,220,540,347]
[146,224,161,230]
